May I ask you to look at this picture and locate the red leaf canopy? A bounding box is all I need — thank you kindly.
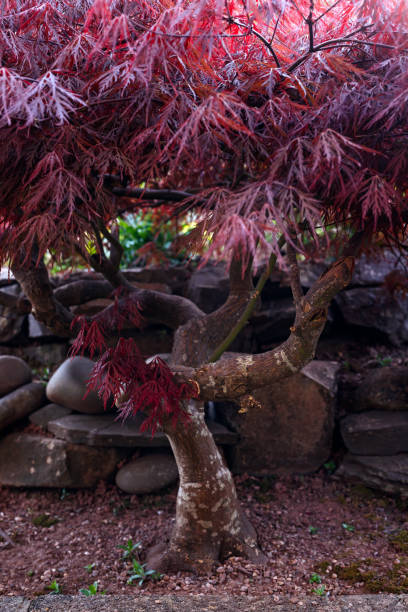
[0,0,407,266]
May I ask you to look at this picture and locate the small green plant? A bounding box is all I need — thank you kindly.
[47,580,61,594]
[309,573,322,584]
[32,365,51,382]
[308,526,318,535]
[32,514,59,528]
[79,581,106,596]
[27,570,34,577]
[84,563,96,573]
[342,522,355,532]
[324,460,336,474]
[118,538,142,561]
[313,585,326,596]
[377,355,392,367]
[60,488,70,501]
[127,559,162,587]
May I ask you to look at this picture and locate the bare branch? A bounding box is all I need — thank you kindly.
[313,0,344,24]
[110,187,194,202]
[307,0,315,52]
[222,16,281,67]
[287,25,376,72]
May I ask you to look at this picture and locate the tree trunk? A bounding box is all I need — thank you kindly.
[146,400,266,573]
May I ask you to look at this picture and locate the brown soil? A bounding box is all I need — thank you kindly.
[1,472,408,601]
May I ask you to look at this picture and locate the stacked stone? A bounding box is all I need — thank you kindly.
[0,356,238,492]
[338,367,408,498]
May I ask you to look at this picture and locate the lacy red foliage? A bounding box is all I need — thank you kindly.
[0,0,407,268]
[88,339,194,435]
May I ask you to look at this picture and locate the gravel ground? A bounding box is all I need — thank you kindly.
[1,471,408,600]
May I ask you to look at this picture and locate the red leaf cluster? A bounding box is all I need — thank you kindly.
[88,339,194,435]
[69,294,194,433]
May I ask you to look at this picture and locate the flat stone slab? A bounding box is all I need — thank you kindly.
[341,411,408,455]
[3,595,408,612]
[29,403,72,428]
[48,413,239,447]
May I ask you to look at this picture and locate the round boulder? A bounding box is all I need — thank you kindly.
[116,453,178,494]
[0,356,32,398]
[46,357,108,414]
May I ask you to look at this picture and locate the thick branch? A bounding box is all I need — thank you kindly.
[11,259,73,337]
[174,256,354,400]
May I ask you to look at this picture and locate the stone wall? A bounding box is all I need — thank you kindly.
[1,251,408,493]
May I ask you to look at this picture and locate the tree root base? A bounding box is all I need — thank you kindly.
[146,536,267,575]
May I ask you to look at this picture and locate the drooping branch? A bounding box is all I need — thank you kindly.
[174,256,354,400]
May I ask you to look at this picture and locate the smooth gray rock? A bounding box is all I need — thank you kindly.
[0,382,46,432]
[220,360,339,475]
[0,433,121,488]
[336,453,408,497]
[47,413,238,447]
[46,357,107,414]
[341,411,408,455]
[0,355,32,397]
[29,403,72,428]
[355,367,408,412]
[116,453,178,493]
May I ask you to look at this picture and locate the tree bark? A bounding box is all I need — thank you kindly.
[146,400,266,573]
[148,256,354,572]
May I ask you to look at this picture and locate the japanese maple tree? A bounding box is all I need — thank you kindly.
[0,0,407,572]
